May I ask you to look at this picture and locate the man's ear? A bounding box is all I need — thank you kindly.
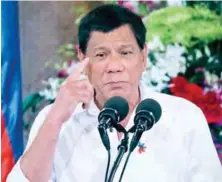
[142,44,148,71]
[77,49,85,61]
[77,49,89,75]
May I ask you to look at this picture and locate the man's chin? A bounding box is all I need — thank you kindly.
[105,89,129,100]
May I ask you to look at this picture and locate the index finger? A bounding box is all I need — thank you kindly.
[66,57,89,82]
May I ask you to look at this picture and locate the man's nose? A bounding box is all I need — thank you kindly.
[106,53,124,73]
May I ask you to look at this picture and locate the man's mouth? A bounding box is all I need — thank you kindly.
[105,81,127,86]
[104,81,128,90]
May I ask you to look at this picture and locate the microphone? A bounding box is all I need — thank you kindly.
[129,98,162,152]
[98,96,129,150]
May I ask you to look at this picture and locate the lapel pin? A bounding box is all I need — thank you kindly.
[138,141,146,154]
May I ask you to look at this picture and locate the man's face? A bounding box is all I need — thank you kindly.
[83,25,147,101]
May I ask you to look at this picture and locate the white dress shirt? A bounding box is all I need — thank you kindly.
[7,82,222,182]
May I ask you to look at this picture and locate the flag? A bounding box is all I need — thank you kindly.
[1,1,24,181]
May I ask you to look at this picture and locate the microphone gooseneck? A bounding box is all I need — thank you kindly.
[129,98,162,152]
[97,96,129,182]
[98,96,129,150]
[119,98,162,182]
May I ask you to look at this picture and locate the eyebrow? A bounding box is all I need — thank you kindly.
[93,44,135,52]
[93,46,108,52]
[119,44,135,50]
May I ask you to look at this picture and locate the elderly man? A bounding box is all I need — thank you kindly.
[7,4,222,182]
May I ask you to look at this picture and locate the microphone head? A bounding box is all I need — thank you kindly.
[103,96,129,122]
[135,98,162,127]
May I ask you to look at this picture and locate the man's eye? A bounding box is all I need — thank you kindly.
[121,51,132,55]
[96,53,105,57]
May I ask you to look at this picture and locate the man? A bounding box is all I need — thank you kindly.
[7,4,222,182]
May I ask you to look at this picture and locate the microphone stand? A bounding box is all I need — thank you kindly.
[118,127,144,182]
[107,132,129,182]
